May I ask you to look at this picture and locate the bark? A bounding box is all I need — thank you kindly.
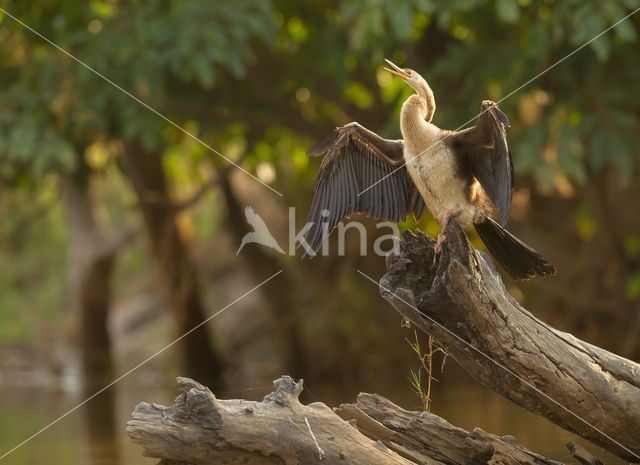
[62,173,119,465]
[63,176,116,389]
[121,140,225,386]
[380,222,640,462]
[336,394,563,465]
[127,376,564,465]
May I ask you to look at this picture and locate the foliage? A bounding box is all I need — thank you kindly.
[338,0,639,190]
[0,183,66,340]
[0,0,638,358]
[0,0,275,181]
[2,0,638,187]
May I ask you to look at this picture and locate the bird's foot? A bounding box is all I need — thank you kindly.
[433,210,455,263]
[432,232,447,263]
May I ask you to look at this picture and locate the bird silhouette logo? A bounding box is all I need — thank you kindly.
[236,206,285,255]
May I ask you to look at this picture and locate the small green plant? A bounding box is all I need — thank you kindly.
[406,329,448,412]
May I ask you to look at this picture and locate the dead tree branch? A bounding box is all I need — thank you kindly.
[336,394,563,465]
[380,222,640,461]
[127,376,416,465]
[127,376,564,465]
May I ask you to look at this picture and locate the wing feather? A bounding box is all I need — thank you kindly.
[301,122,425,257]
[449,101,513,225]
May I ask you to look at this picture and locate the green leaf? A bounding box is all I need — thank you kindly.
[496,0,520,23]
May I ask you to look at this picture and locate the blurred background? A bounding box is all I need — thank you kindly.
[0,1,639,464]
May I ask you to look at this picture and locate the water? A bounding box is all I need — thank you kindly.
[0,383,161,465]
[0,371,629,465]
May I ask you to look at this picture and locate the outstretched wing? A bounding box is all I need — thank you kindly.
[301,122,425,257]
[449,101,513,225]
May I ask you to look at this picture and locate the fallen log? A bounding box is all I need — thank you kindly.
[335,394,565,465]
[379,222,640,461]
[126,376,416,465]
[127,375,566,465]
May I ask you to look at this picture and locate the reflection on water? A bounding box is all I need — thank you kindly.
[0,382,166,465]
[0,369,629,465]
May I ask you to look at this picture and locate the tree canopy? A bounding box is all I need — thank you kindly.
[0,0,639,375]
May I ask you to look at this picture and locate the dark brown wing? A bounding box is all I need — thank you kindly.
[449,101,513,225]
[301,122,425,257]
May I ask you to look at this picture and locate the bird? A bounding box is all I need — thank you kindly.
[236,206,285,255]
[299,59,555,280]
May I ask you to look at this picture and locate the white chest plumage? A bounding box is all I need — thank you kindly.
[399,96,488,227]
[403,135,479,227]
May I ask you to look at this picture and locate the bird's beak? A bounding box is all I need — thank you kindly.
[384,59,409,80]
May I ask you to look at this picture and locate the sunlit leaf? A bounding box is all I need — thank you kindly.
[496,0,519,23]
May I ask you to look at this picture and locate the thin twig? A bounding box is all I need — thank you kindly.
[406,330,448,411]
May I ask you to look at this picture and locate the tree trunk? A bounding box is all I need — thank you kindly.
[380,223,640,462]
[62,175,115,389]
[218,170,308,379]
[121,140,225,386]
[126,376,566,465]
[62,173,119,465]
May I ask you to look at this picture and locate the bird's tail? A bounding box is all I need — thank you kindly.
[474,218,556,280]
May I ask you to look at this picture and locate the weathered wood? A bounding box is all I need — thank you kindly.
[336,393,563,465]
[380,223,640,461]
[126,376,416,465]
[128,376,565,465]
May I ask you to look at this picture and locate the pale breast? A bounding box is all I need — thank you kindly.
[404,142,480,226]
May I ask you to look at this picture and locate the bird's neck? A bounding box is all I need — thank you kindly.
[416,83,436,122]
[400,95,440,155]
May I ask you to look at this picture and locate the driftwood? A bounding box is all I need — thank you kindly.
[127,376,417,465]
[381,223,640,461]
[127,375,566,465]
[335,393,565,465]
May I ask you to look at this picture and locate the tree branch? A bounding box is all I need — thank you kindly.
[379,223,640,462]
[336,394,564,465]
[127,376,566,465]
[127,376,415,465]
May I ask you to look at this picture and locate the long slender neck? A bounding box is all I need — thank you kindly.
[416,82,436,122]
[400,95,440,154]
